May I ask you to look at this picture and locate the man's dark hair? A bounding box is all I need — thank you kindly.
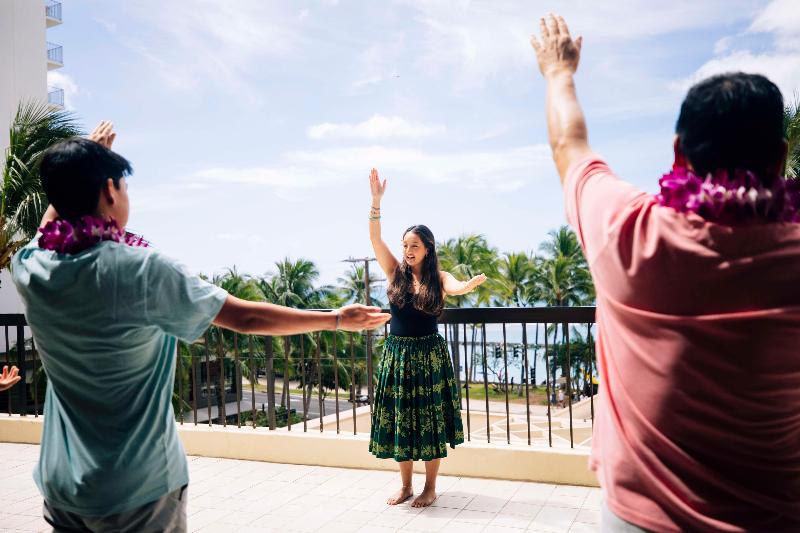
[676,72,785,177]
[40,138,132,221]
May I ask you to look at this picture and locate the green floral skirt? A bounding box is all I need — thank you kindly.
[369,333,464,462]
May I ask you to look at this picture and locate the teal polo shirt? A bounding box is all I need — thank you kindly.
[11,238,227,516]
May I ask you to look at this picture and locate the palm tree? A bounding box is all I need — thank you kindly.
[533,254,593,307]
[1,101,83,275]
[337,264,385,307]
[785,96,800,178]
[216,266,262,302]
[437,233,499,307]
[438,234,498,393]
[257,258,326,308]
[533,226,594,392]
[255,258,332,411]
[185,268,266,423]
[495,252,533,307]
[539,226,586,268]
[535,226,593,306]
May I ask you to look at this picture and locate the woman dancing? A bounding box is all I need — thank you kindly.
[367,168,487,508]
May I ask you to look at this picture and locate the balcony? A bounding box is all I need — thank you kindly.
[47,86,64,108]
[46,42,63,70]
[0,307,601,530]
[45,1,62,28]
[0,442,602,531]
[1,308,597,450]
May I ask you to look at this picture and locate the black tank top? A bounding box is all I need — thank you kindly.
[389,293,439,337]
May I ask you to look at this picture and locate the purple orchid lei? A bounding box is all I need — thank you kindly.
[656,166,800,225]
[38,215,149,254]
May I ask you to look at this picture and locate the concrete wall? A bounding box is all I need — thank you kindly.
[0,0,48,153]
[0,0,49,315]
[0,416,599,487]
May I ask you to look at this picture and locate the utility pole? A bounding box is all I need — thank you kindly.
[342,257,385,407]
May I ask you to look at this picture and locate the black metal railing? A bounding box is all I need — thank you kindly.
[48,87,64,107]
[1,307,597,448]
[0,315,35,420]
[45,1,62,22]
[47,42,63,65]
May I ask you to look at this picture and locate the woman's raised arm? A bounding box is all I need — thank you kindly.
[369,168,400,281]
[440,271,488,296]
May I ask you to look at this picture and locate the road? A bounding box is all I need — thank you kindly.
[188,391,362,424]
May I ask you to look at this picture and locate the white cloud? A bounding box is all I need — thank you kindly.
[714,37,733,55]
[183,143,554,194]
[399,0,764,88]
[674,0,800,99]
[46,71,79,110]
[307,115,445,140]
[119,1,304,102]
[673,51,800,99]
[748,0,800,50]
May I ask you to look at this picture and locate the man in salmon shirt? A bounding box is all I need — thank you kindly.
[531,14,799,533]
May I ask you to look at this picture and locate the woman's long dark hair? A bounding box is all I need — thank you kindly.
[387,225,444,316]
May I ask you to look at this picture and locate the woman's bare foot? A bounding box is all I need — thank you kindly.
[387,486,414,505]
[411,486,437,507]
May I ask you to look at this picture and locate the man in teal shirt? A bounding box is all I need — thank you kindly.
[12,123,389,531]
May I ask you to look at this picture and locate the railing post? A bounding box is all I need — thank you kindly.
[481,324,490,444]
[315,333,323,432]
[565,322,574,448]
[333,332,340,433]
[502,323,510,444]
[5,326,11,415]
[451,324,461,401]
[233,333,241,428]
[283,337,292,431]
[544,323,552,447]
[203,333,212,426]
[522,323,531,446]
[462,323,470,441]
[300,335,307,432]
[349,333,356,435]
[216,328,227,427]
[364,262,374,408]
[248,336,257,429]
[265,336,276,430]
[32,339,39,417]
[16,325,26,415]
[177,343,184,425]
[190,344,198,425]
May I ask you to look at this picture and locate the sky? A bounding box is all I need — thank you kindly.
[45,0,800,287]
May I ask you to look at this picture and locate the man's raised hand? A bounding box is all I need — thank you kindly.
[530,14,582,78]
[88,121,117,149]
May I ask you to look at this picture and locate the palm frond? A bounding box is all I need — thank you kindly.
[2,100,83,236]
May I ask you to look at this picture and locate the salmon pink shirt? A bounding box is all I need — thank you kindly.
[564,156,800,532]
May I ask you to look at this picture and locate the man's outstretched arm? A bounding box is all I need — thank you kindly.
[531,15,592,183]
[213,295,390,336]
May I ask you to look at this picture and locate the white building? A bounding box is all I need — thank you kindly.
[0,0,64,313]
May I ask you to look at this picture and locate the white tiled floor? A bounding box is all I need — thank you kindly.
[0,443,601,533]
